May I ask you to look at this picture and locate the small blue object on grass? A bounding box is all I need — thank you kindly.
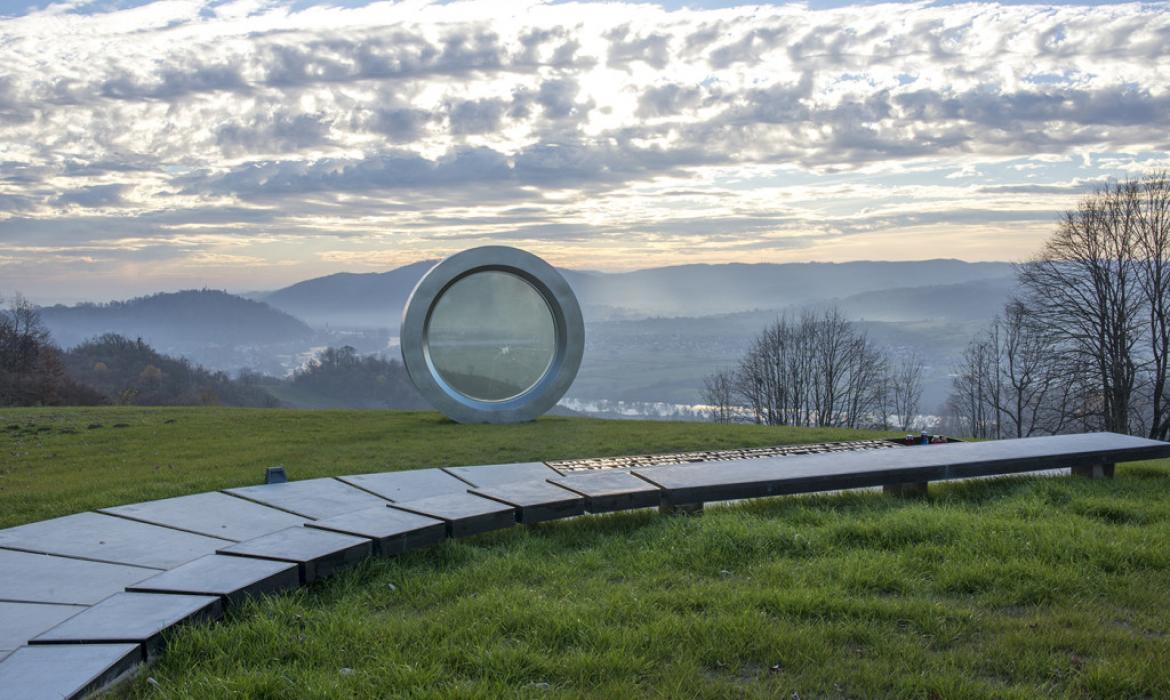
[264,467,287,484]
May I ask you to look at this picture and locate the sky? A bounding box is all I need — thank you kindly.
[1,0,1169,303]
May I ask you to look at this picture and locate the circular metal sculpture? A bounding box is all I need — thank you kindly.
[400,246,584,423]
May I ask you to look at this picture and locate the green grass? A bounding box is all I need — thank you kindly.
[3,408,1169,698]
[0,406,887,529]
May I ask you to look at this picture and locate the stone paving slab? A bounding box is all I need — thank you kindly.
[0,602,86,657]
[443,461,562,488]
[0,643,142,700]
[307,507,446,556]
[101,492,306,542]
[549,471,663,513]
[338,468,469,502]
[634,432,1170,504]
[549,439,902,473]
[0,512,231,570]
[470,481,585,524]
[32,592,222,659]
[218,527,372,583]
[391,492,517,538]
[127,554,299,607]
[224,478,390,520]
[0,549,156,605]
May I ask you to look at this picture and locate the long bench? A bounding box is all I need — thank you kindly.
[1,431,1167,699]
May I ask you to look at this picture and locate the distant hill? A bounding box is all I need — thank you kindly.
[259,261,437,328]
[260,259,1015,328]
[40,290,314,350]
[833,276,1020,322]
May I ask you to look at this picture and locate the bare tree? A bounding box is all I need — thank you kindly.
[1013,174,1170,436]
[890,352,924,432]
[948,173,1170,438]
[1134,173,1170,438]
[717,307,900,430]
[702,369,736,423]
[947,301,1073,439]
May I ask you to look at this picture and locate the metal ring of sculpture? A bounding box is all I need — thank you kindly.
[400,246,584,423]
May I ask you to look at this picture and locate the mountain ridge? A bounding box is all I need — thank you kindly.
[40,289,314,350]
[257,258,1016,327]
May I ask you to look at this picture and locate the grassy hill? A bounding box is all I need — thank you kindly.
[2,407,1168,698]
[0,407,881,528]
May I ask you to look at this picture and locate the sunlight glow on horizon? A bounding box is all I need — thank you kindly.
[1,0,1168,302]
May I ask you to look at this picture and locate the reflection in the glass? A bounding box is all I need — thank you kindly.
[426,271,556,401]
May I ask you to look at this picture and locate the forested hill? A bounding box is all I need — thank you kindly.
[260,258,1015,328]
[40,290,314,349]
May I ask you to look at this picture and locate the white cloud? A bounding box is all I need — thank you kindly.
[1,0,1168,300]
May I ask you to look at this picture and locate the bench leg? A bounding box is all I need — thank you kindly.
[883,481,929,497]
[659,501,704,516]
[1072,463,1115,479]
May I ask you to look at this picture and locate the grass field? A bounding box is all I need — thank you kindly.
[0,407,882,529]
[3,408,1169,698]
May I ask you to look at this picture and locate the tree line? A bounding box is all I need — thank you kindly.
[1,295,279,408]
[0,296,425,409]
[945,173,1170,440]
[701,307,924,431]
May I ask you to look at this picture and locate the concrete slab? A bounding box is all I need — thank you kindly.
[127,554,299,607]
[32,592,221,658]
[0,513,230,570]
[0,602,86,656]
[218,527,372,583]
[443,461,561,488]
[470,481,585,524]
[634,432,1170,505]
[0,643,142,700]
[0,549,156,605]
[550,471,663,513]
[338,468,469,502]
[391,492,517,538]
[307,507,446,556]
[101,491,305,541]
[224,478,390,520]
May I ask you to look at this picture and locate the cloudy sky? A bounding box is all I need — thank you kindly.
[1,0,1168,303]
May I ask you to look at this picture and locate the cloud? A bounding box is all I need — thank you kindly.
[636,83,702,118]
[606,25,671,70]
[52,183,127,208]
[216,111,332,156]
[447,97,507,135]
[1,0,1169,298]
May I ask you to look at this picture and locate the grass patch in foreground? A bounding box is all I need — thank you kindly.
[111,465,1170,699]
[0,406,889,528]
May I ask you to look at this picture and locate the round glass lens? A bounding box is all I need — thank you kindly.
[426,271,557,401]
